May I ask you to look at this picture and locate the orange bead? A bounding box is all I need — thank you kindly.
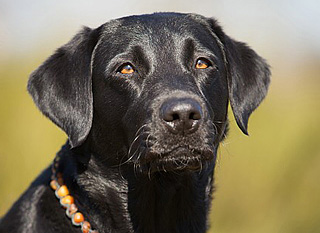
[61,195,74,206]
[66,203,78,217]
[57,185,69,197]
[50,180,58,190]
[81,221,91,233]
[73,212,84,224]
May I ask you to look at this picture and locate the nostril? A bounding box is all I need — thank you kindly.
[162,110,180,122]
[172,113,180,121]
[189,111,201,120]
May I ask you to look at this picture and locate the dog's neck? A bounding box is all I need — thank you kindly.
[62,145,215,233]
[126,169,215,233]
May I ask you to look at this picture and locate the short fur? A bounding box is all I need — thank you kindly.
[0,13,270,233]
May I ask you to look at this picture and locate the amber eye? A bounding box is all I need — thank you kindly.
[195,58,211,69]
[119,63,135,74]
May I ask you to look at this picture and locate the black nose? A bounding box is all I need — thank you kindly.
[160,98,203,135]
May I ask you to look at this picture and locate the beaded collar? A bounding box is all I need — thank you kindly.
[49,154,99,233]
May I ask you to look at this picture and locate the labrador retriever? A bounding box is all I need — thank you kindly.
[0,12,270,233]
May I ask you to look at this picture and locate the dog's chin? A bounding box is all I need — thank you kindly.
[137,147,214,174]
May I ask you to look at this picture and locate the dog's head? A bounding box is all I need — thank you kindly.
[28,13,270,174]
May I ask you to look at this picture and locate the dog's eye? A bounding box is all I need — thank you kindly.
[118,63,135,74]
[195,58,211,69]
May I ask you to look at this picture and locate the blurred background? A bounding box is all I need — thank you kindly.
[1,0,320,232]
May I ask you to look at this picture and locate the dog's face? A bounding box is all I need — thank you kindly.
[28,13,270,174]
[91,14,229,173]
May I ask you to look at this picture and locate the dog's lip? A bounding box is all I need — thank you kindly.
[138,146,214,173]
[165,146,192,155]
[162,146,213,159]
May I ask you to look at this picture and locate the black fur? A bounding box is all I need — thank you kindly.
[0,13,270,233]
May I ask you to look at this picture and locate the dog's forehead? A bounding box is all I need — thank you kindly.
[98,13,214,53]
[117,13,205,31]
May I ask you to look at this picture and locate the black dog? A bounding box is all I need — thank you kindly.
[0,13,270,233]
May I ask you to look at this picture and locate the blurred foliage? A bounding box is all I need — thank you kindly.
[0,55,320,233]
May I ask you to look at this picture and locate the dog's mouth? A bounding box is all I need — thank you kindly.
[136,146,214,174]
[125,119,217,175]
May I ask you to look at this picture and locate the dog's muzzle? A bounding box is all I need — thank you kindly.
[131,95,215,174]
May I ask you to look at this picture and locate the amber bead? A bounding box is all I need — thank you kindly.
[81,221,91,233]
[50,180,58,190]
[61,195,74,207]
[67,203,78,217]
[57,185,69,197]
[73,212,84,225]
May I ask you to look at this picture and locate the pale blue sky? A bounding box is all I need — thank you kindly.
[1,0,319,66]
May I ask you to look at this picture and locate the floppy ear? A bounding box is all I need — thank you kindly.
[225,38,270,134]
[210,20,271,134]
[28,26,100,148]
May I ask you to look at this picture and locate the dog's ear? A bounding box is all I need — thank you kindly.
[210,20,271,135]
[28,26,100,148]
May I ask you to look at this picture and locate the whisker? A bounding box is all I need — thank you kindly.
[121,142,143,167]
[148,167,152,180]
[209,121,218,134]
[146,134,152,148]
[134,123,148,138]
[128,134,143,159]
[212,120,224,124]
[117,125,151,168]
